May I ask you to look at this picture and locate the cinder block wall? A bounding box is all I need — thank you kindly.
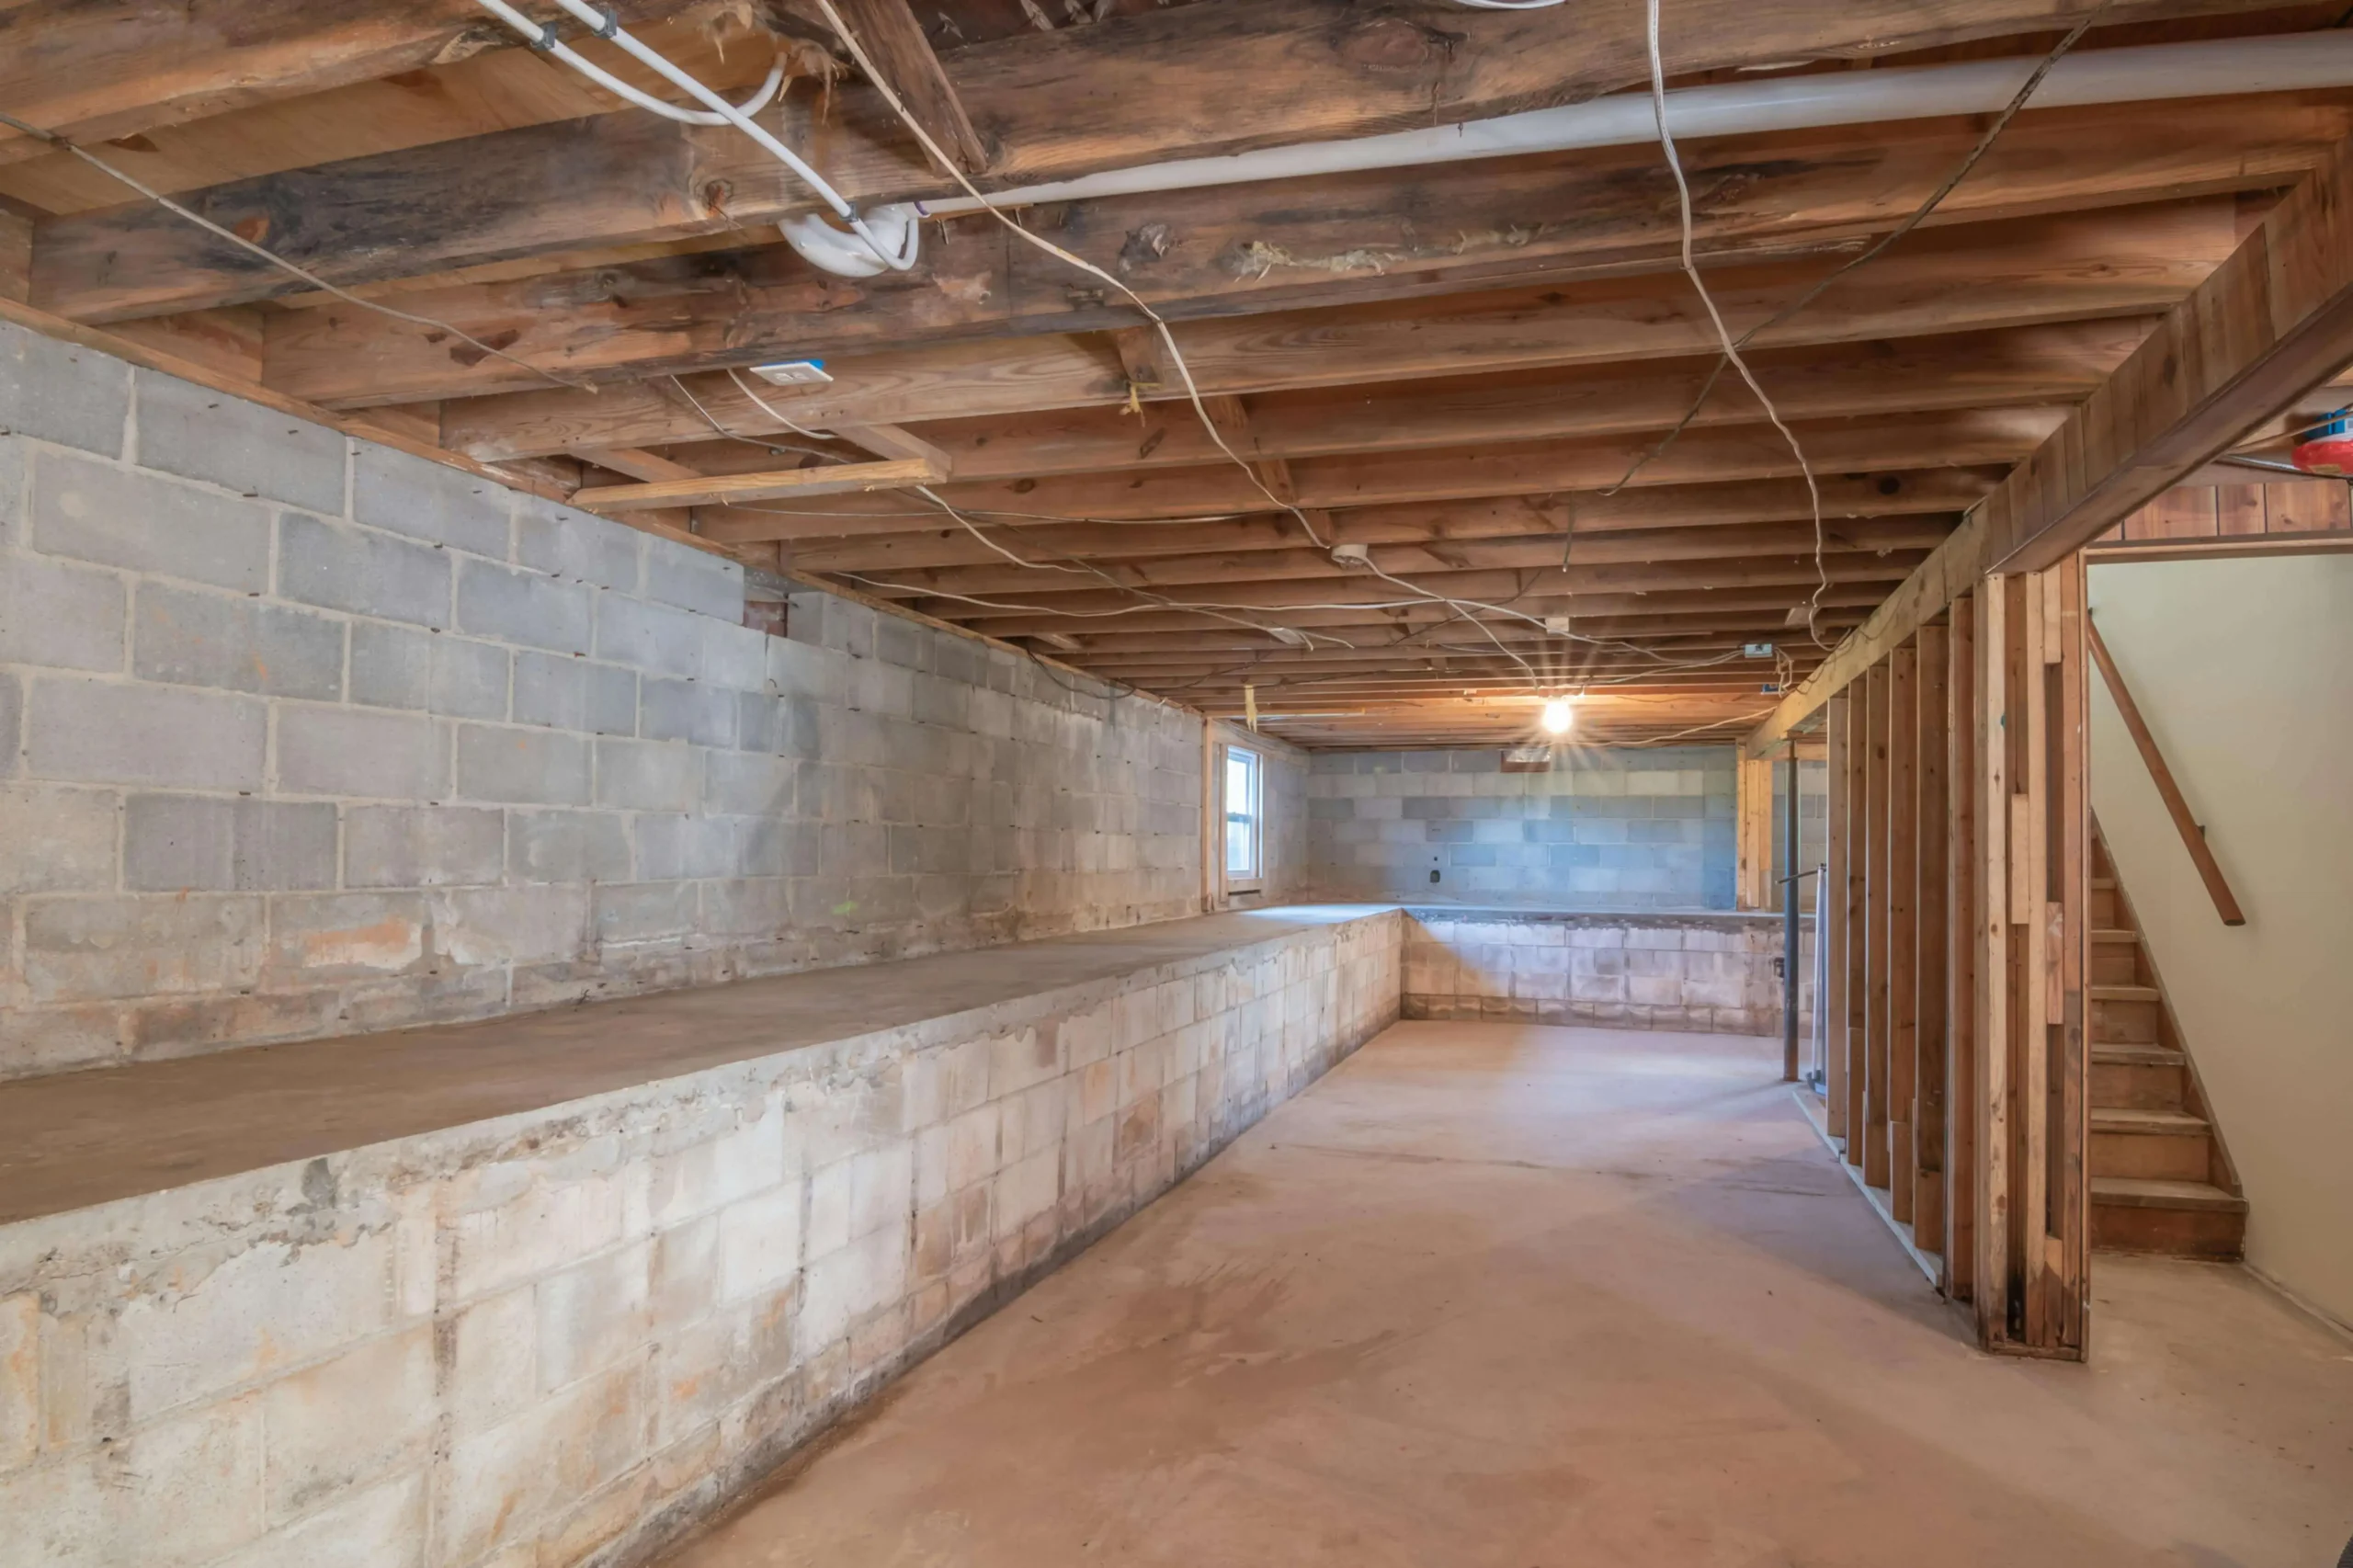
[0,321,1207,1081]
[0,911,1403,1568]
[1306,746,1737,909]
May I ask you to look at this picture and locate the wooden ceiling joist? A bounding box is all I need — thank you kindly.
[10,0,2347,745]
[1749,129,2353,754]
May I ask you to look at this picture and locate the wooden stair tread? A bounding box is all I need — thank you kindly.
[2090,983,2160,1002]
[2092,1106,2208,1134]
[2092,1043,2183,1066]
[2092,877,2118,890]
[2090,928,2139,943]
[2092,1176,2246,1212]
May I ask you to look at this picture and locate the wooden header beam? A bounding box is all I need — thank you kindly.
[1748,134,2353,757]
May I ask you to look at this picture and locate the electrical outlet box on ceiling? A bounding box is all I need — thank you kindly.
[1544,615,1574,636]
[1329,542,1372,569]
[746,359,832,386]
[1744,642,1775,658]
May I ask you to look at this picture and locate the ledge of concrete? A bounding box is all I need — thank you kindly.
[0,904,1395,1226]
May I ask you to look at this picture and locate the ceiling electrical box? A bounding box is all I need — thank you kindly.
[746,359,833,386]
[1743,642,1776,658]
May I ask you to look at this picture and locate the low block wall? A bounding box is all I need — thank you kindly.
[1402,908,1810,1037]
[0,909,1402,1568]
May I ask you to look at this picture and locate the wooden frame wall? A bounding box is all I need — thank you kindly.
[1813,563,2086,1357]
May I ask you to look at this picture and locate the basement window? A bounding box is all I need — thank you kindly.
[1224,745,1264,889]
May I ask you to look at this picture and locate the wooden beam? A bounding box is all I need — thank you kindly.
[571,455,944,512]
[825,0,991,175]
[245,95,2319,399]
[2086,613,2247,925]
[573,447,703,483]
[705,408,2056,540]
[358,196,2225,417]
[0,0,703,165]
[1752,137,2353,756]
[23,0,2290,319]
[1738,756,1775,913]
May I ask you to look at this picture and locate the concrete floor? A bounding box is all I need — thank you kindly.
[662,1022,2353,1568]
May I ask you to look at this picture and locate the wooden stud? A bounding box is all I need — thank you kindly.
[1824,692,1851,1142]
[569,456,945,512]
[1736,756,1775,912]
[825,0,993,175]
[1864,658,1893,1191]
[1915,618,1951,1260]
[1946,590,1978,1303]
[1887,640,1919,1221]
[1845,674,1870,1166]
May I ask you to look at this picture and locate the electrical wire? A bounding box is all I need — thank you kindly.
[471,0,917,272]
[1639,0,1831,648]
[810,0,1327,550]
[664,373,853,464]
[1599,0,2117,642]
[0,108,593,394]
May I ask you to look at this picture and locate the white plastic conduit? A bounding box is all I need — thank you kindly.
[471,0,920,272]
[921,31,2353,218]
[470,14,2353,278]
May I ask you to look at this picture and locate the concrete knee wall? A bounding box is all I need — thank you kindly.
[0,910,1404,1568]
[0,319,1253,1082]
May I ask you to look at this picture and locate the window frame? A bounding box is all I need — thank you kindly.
[1222,743,1265,892]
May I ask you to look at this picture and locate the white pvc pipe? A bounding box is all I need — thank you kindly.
[921,31,2353,217]
[472,0,919,272]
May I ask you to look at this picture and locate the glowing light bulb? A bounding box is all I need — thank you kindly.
[1540,698,1575,735]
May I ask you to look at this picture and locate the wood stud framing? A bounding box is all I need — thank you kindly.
[1814,562,2088,1356]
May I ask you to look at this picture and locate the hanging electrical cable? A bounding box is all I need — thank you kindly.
[1637,0,1833,648]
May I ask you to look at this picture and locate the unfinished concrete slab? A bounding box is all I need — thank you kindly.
[665,1023,2353,1568]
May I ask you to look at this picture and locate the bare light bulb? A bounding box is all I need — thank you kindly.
[1540,698,1575,735]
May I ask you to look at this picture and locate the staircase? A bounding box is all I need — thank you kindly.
[2088,832,2247,1258]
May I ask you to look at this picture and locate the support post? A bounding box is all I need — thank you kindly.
[1783,746,1802,1083]
[1916,619,1951,1264]
[1864,661,1892,1189]
[1824,694,1851,1141]
[1947,591,1978,1303]
[1889,641,1919,1224]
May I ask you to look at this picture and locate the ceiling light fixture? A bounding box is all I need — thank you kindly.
[1540,697,1576,735]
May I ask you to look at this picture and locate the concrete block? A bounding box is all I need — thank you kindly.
[97,1228,395,1422]
[537,1242,651,1392]
[591,881,697,945]
[593,737,699,812]
[701,619,767,692]
[0,320,129,456]
[345,804,505,888]
[516,496,640,591]
[0,783,118,893]
[456,722,591,806]
[636,814,733,881]
[456,558,591,653]
[441,1363,641,1563]
[259,1325,435,1522]
[641,676,733,747]
[448,1165,627,1302]
[507,809,630,885]
[0,1398,265,1568]
[278,513,449,629]
[32,451,270,591]
[27,676,265,790]
[513,651,634,734]
[448,1288,537,1436]
[277,705,449,801]
[125,795,338,892]
[353,627,515,720]
[702,749,794,816]
[135,372,345,513]
[650,1116,788,1227]
[0,671,17,778]
[0,550,124,671]
[430,884,587,967]
[132,584,344,699]
[716,1183,804,1304]
[214,1473,425,1568]
[644,539,743,620]
[259,893,426,984]
[595,594,702,680]
[0,1293,33,1473]
[353,445,509,556]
